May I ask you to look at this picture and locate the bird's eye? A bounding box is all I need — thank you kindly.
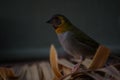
[54,17,61,25]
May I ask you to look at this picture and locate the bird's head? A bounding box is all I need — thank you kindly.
[46,14,72,34]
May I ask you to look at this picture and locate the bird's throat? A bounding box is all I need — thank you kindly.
[53,25,58,29]
[55,25,68,34]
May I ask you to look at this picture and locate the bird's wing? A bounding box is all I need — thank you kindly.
[71,26,99,50]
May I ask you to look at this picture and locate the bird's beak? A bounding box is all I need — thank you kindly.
[46,18,52,24]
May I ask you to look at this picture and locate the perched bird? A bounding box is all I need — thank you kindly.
[47,14,99,60]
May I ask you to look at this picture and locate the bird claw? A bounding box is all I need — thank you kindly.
[72,63,80,73]
[72,56,83,73]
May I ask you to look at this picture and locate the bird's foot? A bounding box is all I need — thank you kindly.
[71,56,83,73]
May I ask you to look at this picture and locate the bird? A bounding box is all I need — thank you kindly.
[46,14,100,71]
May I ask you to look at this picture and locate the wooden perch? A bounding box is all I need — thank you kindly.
[0,67,16,80]
[50,45,63,79]
[88,45,111,69]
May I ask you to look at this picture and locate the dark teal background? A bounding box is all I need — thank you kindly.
[0,0,120,62]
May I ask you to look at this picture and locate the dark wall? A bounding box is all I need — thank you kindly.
[0,0,120,62]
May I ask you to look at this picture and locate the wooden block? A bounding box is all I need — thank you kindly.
[49,45,63,78]
[58,59,74,69]
[26,67,32,80]
[88,45,110,69]
[39,62,54,80]
[82,58,92,69]
[29,64,40,80]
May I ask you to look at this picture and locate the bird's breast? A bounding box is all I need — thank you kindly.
[57,31,95,58]
[57,31,70,43]
[57,31,73,47]
[57,31,77,56]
